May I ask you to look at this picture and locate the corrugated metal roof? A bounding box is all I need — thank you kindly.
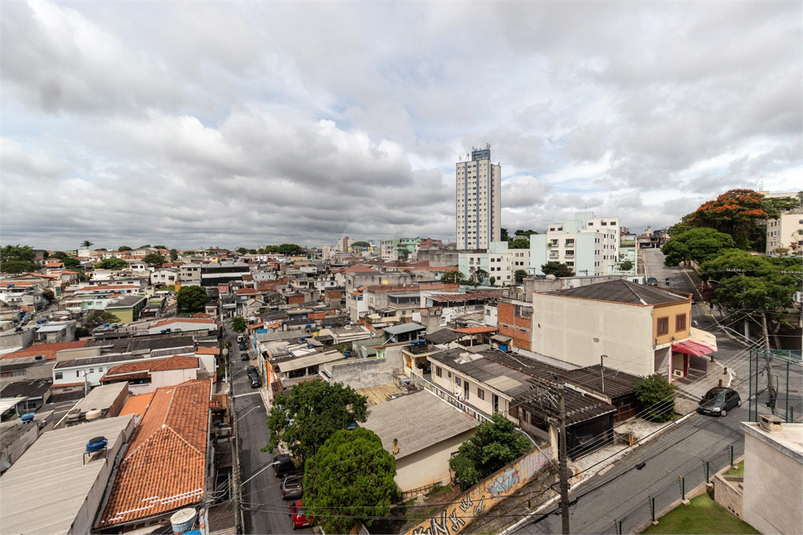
[543,279,688,305]
[276,351,346,374]
[383,322,426,336]
[0,415,135,535]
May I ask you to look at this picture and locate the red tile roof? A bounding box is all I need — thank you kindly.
[151,355,198,371]
[195,346,220,355]
[119,393,155,418]
[235,287,258,295]
[1,340,88,360]
[99,380,210,527]
[152,317,217,328]
[105,361,155,376]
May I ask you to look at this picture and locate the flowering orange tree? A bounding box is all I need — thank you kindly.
[689,189,770,250]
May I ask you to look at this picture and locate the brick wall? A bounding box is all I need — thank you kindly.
[498,301,532,351]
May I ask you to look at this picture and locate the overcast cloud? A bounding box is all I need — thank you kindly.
[1,1,800,250]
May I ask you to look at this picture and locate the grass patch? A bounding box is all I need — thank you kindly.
[641,493,759,535]
[725,461,744,476]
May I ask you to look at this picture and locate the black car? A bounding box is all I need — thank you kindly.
[241,353,249,361]
[646,277,658,286]
[274,453,295,477]
[247,365,257,373]
[697,387,741,417]
[239,342,247,351]
[250,378,262,388]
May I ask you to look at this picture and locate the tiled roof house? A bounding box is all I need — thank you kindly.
[97,379,211,528]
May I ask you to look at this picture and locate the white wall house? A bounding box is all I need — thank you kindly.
[458,241,529,285]
[766,212,803,255]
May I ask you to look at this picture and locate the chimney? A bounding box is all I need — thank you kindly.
[393,438,399,456]
[759,414,784,433]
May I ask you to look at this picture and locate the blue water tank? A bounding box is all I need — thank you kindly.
[499,344,508,352]
[103,323,109,328]
[21,413,35,424]
[86,436,108,452]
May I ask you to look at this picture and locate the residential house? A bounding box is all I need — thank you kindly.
[766,210,803,255]
[0,415,136,535]
[362,390,478,493]
[100,355,200,394]
[104,295,148,323]
[530,280,702,381]
[96,380,211,531]
[458,241,530,285]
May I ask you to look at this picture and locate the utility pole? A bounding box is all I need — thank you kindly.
[558,384,570,534]
[600,355,607,394]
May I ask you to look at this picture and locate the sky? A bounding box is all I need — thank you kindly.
[2,0,801,251]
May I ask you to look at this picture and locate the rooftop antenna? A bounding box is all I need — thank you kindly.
[759,178,764,191]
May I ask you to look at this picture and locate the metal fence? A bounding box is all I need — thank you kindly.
[600,442,745,534]
[749,348,802,423]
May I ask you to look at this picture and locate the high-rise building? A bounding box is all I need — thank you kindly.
[529,212,621,276]
[456,147,501,249]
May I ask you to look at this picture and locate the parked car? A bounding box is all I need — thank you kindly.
[697,387,741,417]
[239,342,247,351]
[241,353,249,361]
[281,475,303,500]
[250,378,262,388]
[646,277,658,286]
[274,453,295,477]
[289,500,314,529]
[247,365,257,374]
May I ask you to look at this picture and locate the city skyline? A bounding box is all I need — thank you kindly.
[2,1,800,249]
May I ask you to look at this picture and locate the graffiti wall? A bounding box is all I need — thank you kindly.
[405,447,554,535]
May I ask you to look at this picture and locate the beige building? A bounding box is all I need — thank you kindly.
[741,419,803,535]
[361,390,477,493]
[530,280,700,381]
[766,211,803,255]
[456,147,501,250]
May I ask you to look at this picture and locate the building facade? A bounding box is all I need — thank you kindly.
[530,212,620,276]
[456,147,501,250]
[458,241,530,285]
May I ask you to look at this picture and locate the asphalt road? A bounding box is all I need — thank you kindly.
[226,325,313,535]
[515,408,748,535]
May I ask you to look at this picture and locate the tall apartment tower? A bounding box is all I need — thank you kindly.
[456,147,501,249]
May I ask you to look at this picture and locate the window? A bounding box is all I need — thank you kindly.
[55,372,63,380]
[676,314,687,331]
[436,366,442,378]
[477,388,485,400]
[89,368,94,374]
[76,371,81,378]
[447,371,452,378]
[657,317,669,335]
[456,377,462,387]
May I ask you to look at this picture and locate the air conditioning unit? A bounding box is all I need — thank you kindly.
[672,369,684,378]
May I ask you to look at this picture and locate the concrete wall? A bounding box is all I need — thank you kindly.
[0,328,35,351]
[151,368,197,389]
[327,348,403,390]
[531,294,654,377]
[396,430,474,492]
[742,424,803,535]
[713,473,744,519]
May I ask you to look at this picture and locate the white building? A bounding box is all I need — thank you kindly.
[456,147,501,250]
[529,212,620,276]
[458,241,530,285]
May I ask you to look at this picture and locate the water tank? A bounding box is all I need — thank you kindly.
[170,508,197,534]
[34,355,44,361]
[85,408,102,421]
[86,436,107,452]
[21,413,35,424]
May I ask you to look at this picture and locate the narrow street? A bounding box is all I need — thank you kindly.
[225,324,313,535]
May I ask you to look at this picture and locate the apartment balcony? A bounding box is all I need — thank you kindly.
[549,242,559,248]
[564,242,575,248]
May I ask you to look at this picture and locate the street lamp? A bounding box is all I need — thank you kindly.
[239,460,278,488]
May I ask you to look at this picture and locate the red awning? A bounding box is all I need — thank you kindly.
[672,340,714,357]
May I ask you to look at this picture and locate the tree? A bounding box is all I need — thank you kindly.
[351,241,371,248]
[142,253,166,267]
[448,415,531,490]
[699,250,800,348]
[0,260,38,274]
[688,189,770,250]
[1,244,36,263]
[514,229,538,236]
[277,243,303,255]
[75,327,90,338]
[500,228,509,241]
[118,246,132,251]
[138,244,151,249]
[84,310,121,329]
[153,245,167,250]
[170,249,179,262]
[489,276,496,286]
[303,429,398,534]
[81,240,94,248]
[265,381,368,465]
[633,374,677,422]
[509,237,530,249]
[540,261,574,277]
[619,260,633,271]
[231,316,247,333]
[514,269,528,284]
[237,247,248,254]
[42,289,55,302]
[470,267,488,286]
[94,258,129,270]
[441,270,464,284]
[49,253,81,268]
[176,285,209,313]
[661,228,735,266]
